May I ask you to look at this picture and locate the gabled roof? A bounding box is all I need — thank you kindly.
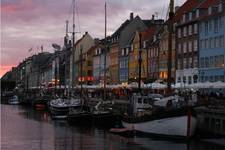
[198,0,223,9]
[140,26,157,41]
[111,20,130,37]
[174,0,202,22]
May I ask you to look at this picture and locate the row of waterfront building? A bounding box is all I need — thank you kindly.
[2,0,225,90]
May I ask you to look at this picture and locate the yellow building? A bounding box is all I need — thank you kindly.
[129,31,147,82]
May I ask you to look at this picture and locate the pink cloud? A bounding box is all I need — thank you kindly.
[1,0,186,78]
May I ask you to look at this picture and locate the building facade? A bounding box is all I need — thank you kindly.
[175,0,202,85]
[198,0,225,82]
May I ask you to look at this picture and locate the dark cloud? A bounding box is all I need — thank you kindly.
[1,0,186,77]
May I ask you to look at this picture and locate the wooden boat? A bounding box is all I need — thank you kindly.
[67,105,92,125]
[49,97,81,119]
[121,94,197,138]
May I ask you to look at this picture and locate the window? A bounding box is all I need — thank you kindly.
[188,25,192,35]
[205,57,209,68]
[219,3,223,12]
[189,12,192,21]
[209,20,212,32]
[121,49,124,56]
[205,39,209,49]
[205,21,208,35]
[188,41,192,52]
[194,56,198,68]
[210,56,214,67]
[214,18,219,33]
[208,7,212,15]
[219,55,224,67]
[194,40,198,51]
[210,38,214,48]
[188,76,192,84]
[183,26,187,37]
[178,43,182,54]
[201,40,205,49]
[215,37,219,48]
[127,48,129,55]
[220,36,224,47]
[183,42,187,53]
[215,56,219,67]
[189,57,193,68]
[178,59,182,69]
[178,28,181,38]
[200,57,205,68]
[196,9,199,18]
[183,76,186,83]
[183,14,186,23]
[219,16,223,28]
[183,58,187,69]
[143,41,146,48]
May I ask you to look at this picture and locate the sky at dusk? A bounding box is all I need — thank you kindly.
[1,0,186,77]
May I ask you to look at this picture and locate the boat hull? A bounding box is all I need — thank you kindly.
[122,115,197,137]
[49,106,69,119]
[92,112,116,127]
[67,112,92,125]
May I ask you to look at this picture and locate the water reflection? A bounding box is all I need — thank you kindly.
[1,104,225,150]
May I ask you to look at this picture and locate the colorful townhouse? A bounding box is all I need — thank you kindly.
[93,44,105,84]
[129,29,150,83]
[158,25,176,83]
[198,0,225,82]
[118,13,151,83]
[175,0,202,85]
[109,20,130,84]
[148,28,162,82]
[71,32,95,85]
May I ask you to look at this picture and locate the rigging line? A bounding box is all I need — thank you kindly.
[67,0,73,23]
[160,0,166,19]
[75,0,81,33]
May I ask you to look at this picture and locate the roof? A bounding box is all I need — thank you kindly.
[119,15,148,48]
[111,20,130,37]
[140,26,157,41]
[198,0,223,8]
[174,0,202,22]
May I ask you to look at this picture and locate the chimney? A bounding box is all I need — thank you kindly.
[175,6,180,12]
[130,12,134,20]
[85,31,88,34]
[152,15,155,21]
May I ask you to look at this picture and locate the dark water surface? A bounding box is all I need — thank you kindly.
[1,104,224,150]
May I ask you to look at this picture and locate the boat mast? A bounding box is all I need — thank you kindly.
[138,33,142,92]
[71,0,76,91]
[167,0,174,92]
[80,45,83,98]
[103,2,107,100]
[64,20,69,95]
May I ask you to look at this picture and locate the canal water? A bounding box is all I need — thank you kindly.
[1,104,225,150]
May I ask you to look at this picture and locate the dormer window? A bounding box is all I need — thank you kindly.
[208,7,212,15]
[131,44,134,51]
[143,41,147,48]
[183,14,186,23]
[153,35,157,42]
[219,3,223,12]
[189,12,192,21]
[122,49,125,56]
[126,48,129,55]
[196,9,199,18]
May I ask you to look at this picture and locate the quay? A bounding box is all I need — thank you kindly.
[195,106,225,137]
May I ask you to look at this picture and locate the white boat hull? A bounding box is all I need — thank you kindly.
[122,116,197,137]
